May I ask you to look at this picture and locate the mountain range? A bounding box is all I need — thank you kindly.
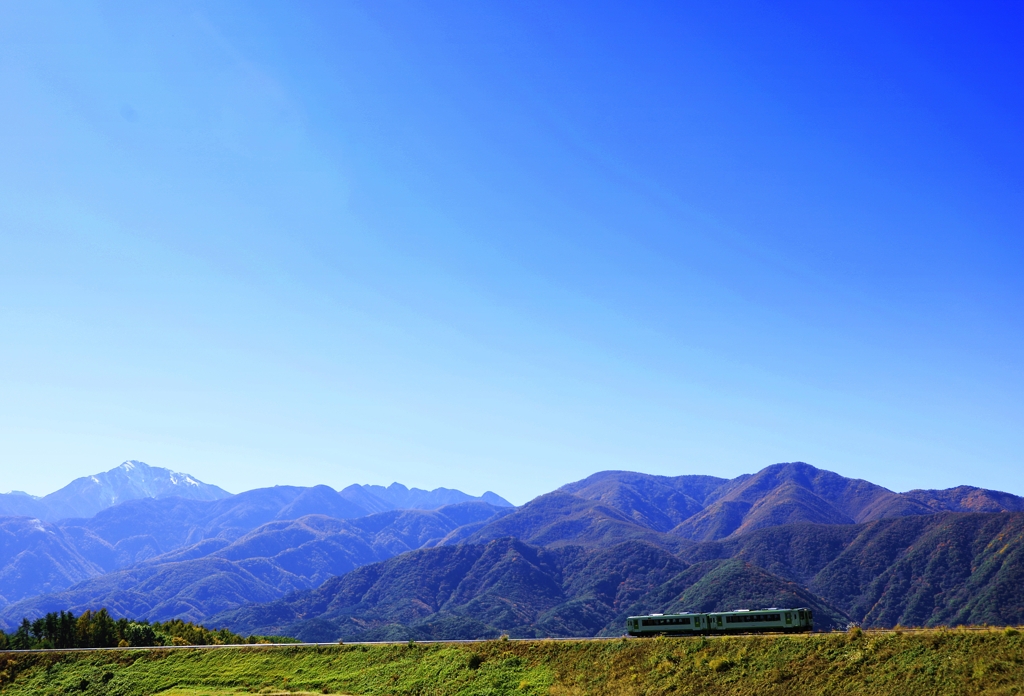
[2,460,1023,638]
[0,461,230,521]
[0,461,511,617]
[211,480,1024,640]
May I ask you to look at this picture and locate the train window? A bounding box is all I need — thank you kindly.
[727,613,782,624]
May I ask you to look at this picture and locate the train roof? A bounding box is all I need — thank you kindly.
[628,608,810,618]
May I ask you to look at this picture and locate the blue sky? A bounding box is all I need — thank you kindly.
[1,1,1021,503]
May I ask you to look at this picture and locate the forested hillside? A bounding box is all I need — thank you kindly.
[213,512,1024,640]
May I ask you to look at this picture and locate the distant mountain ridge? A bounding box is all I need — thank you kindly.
[463,463,1024,548]
[350,483,511,511]
[0,464,513,618]
[0,461,231,521]
[0,461,512,524]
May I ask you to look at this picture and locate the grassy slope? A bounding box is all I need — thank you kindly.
[1,630,1022,696]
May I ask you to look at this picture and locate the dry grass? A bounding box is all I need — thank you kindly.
[0,628,1022,695]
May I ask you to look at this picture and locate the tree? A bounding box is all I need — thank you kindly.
[30,618,44,645]
[123,622,158,647]
[12,620,32,650]
[56,611,76,649]
[92,609,118,648]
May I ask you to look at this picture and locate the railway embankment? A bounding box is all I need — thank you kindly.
[1,629,1022,695]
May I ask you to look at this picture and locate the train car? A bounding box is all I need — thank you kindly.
[626,608,813,636]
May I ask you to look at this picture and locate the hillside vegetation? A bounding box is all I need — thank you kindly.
[213,510,1024,641]
[213,539,849,641]
[0,610,293,650]
[1,630,1022,695]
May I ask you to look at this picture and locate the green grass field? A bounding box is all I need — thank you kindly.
[1,629,1022,695]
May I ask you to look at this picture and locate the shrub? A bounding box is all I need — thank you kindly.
[709,658,733,672]
[1005,627,1019,636]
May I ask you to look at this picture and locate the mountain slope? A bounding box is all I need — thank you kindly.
[459,491,689,551]
[0,503,510,628]
[558,471,726,532]
[0,518,104,607]
[214,511,1024,639]
[811,512,1024,627]
[682,512,1024,628]
[671,462,927,540]
[210,538,849,641]
[901,486,1024,514]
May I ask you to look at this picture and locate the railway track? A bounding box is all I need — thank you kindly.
[1,626,1013,655]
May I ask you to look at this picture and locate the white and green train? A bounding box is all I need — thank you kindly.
[627,608,813,636]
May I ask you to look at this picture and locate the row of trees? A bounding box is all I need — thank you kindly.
[0,609,288,650]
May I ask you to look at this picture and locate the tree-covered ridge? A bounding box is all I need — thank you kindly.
[0,609,294,650]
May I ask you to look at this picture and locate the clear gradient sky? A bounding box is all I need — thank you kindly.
[1,1,1022,504]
